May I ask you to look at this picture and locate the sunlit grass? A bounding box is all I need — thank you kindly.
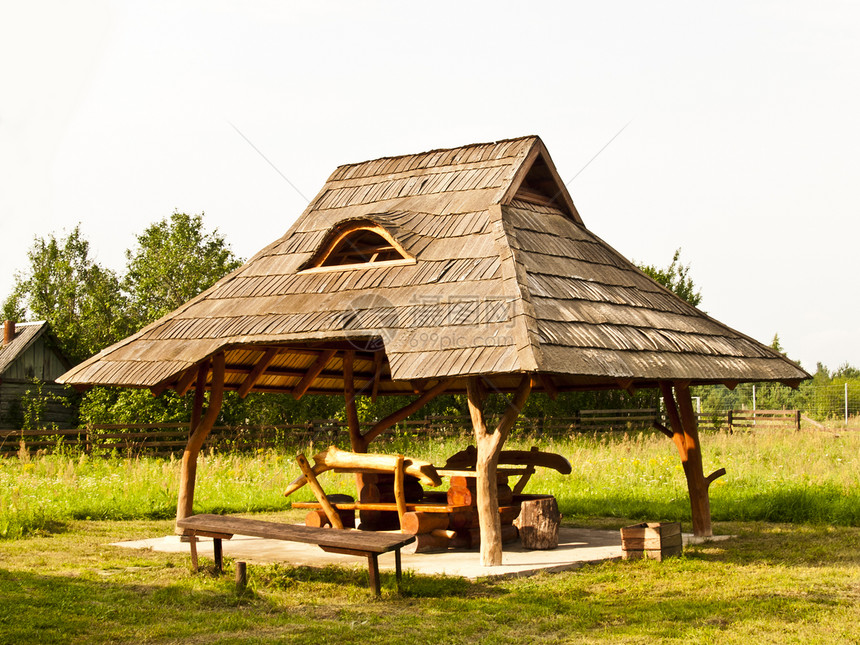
[1,428,858,539]
[0,518,857,644]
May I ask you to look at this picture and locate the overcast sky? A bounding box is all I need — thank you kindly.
[1,1,858,372]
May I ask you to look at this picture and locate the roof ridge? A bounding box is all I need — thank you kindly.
[332,135,540,174]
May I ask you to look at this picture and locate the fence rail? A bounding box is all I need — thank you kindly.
[0,408,805,456]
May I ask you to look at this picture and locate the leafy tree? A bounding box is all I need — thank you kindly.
[3,226,129,363]
[833,362,860,380]
[124,212,242,328]
[79,387,192,425]
[637,248,702,307]
[79,212,243,425]
[770,333,784,354]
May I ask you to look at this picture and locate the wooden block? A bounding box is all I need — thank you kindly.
[517,497,559,550]
[401,511,449,535]
[501,524,519,544]
[447,486,476,507]
[451,527,480,549]
[450,524,519,549]
[620,522,683,561]
[447,483,512,507]
[448,509,478,530]
[499,505,521,526]
[402,532,451,554]
[358,509,400,531]
[449,475,477,489]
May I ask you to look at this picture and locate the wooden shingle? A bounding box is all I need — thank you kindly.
[59,136,808,394]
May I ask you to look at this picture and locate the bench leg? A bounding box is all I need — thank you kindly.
[189,536,199,571]
[366,553,381,596]
[395,549,402,592]
[213,538,223,574]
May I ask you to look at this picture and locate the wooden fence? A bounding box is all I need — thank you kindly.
[0,408,802,457]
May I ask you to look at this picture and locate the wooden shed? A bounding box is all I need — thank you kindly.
[1,320,74,430]
[59,136,809,564]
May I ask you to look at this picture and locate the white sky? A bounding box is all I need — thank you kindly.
[1,0,858,372]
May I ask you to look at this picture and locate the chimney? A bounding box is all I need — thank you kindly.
[3,320,15,347]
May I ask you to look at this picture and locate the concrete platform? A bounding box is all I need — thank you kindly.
[114,527,728,580]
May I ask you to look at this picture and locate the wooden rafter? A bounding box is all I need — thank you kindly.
[238,348,279,398]
[362,379,456,445]
[176,365,200,396]
[538,374,558,401]
[292,349,337,400]
[225,364,376,382]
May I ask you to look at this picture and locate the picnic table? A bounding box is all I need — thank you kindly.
[284,445,570,552]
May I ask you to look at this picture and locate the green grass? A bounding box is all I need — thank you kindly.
[0,518,857,643]
[2,429,858,539]
[1,429,859,643]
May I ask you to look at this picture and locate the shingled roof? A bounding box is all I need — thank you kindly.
[58,136,809,396]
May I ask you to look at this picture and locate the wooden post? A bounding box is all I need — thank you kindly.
[467,376,532,566]
[660,382,725,537]
[393,454,407,529]
[235,561,247,591]
[343,350,365,453]
[176,353,225,531]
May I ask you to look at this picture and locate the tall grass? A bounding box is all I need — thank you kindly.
[1,429,857,539]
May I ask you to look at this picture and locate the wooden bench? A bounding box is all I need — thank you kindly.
[176,514,415,596]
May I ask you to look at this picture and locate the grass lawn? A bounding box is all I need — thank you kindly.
[1,429,858,643]
[0,517,858,644]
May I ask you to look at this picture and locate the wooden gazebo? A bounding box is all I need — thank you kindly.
[59,136,809,565]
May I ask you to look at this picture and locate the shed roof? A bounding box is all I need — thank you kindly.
[0,321,70,375]
[58,136,809,396]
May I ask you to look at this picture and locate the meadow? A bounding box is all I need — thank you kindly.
[2,428,858,539]
[1,428,858,643]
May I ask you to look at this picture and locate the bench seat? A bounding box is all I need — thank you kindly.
[176,514,415,595]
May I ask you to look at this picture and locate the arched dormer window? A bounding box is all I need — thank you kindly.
[301,220,415,272]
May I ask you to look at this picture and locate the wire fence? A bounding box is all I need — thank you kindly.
[694,382,860,425]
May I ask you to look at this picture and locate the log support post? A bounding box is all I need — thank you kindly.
[343,350,365,453]
[660,381,725,537]
[176,353,226,533]
[467,375,532,566]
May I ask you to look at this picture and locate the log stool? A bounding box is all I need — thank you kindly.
[516,497,560,549]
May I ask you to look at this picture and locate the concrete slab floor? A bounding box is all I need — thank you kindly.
[113,528,731,580]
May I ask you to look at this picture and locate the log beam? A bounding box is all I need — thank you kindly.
[176,353,225,531]
[538,374,558,401]
[176,365,201,396]
[362,379,455,444]
[292,349,337,400]
[238,348,279,398]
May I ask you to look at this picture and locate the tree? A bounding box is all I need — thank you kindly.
[79,212,243,425]
[3,226,128,363]
[637,248,702,307]
[124,212,242,328]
